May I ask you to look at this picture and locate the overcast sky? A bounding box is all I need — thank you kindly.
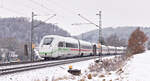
[0,0,150,35]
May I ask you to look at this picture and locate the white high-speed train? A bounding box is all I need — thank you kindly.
[38,35,126,60]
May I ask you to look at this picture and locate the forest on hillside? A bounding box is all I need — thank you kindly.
[0,17,70,43]
[76,27,150,46]
[0,17,70,61]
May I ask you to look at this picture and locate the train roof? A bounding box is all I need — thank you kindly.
[116,47,126,49]
[79,40,92,45]
[43,35,67,38]
[44,35,78,43]
[42,35,91,44]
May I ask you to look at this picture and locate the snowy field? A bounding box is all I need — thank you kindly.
[0,51,150,81]
[0,56,115,81]
[122,50,150,81]
[0,58,95,81]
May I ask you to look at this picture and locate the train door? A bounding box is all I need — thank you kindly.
[63,41,68,58]
[58,41,66,58]
[93,44,97,56]
[77,40,81,56]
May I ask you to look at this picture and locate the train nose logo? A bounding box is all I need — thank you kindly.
[45,53,47,56]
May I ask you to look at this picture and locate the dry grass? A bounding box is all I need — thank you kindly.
[34,78,48,81]
[78,76,86,81]
[78,78,85,81]
[39,55,128,81]
[34,79,40,81]
[116,68,125,76]
[88,55,127,73]
[92,73,98,77]
[102,79,106,81]
[52,75,68,81]
[87,74,92,79]
[108,72,111,75]
[115,78,119,80]
[70,75,76,80]
[45,78,49,81]
[99,74,105,78]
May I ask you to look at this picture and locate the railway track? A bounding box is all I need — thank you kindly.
[0,56,99,75]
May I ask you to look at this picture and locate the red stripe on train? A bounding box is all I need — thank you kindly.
[70,49,79,51]
[70,49,91,51]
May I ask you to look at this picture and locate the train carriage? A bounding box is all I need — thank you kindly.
[79,40,93,56]
[39,35,80,59]
[96,45,109,55]
[116,47,126,54]
[107,46,116,54]
[38,35,126,60]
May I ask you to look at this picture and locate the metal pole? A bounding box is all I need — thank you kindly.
[98,11,101,44]
[96,11,102,55]
[31,12,34,61]
[99,11,102,55]
[77,12,103,54]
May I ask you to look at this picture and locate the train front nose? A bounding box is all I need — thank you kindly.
[39,47,52,58]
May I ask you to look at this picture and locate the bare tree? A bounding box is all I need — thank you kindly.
[147,41,150,50]
[128,28,148,55]
[105,34,126,46]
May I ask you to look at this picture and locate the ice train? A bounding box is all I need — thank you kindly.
[38,35,126,60]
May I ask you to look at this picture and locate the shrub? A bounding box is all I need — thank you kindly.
[87,74,92,79]
[128,27,148,55]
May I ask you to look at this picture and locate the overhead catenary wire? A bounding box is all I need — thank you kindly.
[1,0,96,23]
[28,0,84,23]
[46,0,76,14]
[1,7,28,16]
[78,14,99,27]
[47,0,99,25]
[20,3,50,16]
[28,0,76,28]
[45,0,99,32]
[44,0,97,33]
[26,0,100,39]
[28,0,55,14]
[45,0,82,19]
[28,0,95,25]
[33,14,56,28]
[26,0,60,22]
[71,23,93,26]
[0,0,29,17]
[1,0,99,34]
[38,0,74,20]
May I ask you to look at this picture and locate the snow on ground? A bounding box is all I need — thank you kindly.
[0,58,94,81]
[0,60,90,81]
[0,56,116,81]
[122,50,150,81]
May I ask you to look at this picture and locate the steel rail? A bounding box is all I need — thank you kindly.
[0,56,99,75]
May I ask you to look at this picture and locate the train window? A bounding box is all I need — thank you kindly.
[81,45,91,49]
[66,43,78,48]
[73,44,78,48]
[66,43,71,48]
[43,38,53,45]
[58,42,64,47]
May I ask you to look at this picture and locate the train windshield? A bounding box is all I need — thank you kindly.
[43,38,53,45]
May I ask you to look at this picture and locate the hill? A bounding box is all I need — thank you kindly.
[76,27,150,44]
[0,17,71,60]
[0,17,70,44]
